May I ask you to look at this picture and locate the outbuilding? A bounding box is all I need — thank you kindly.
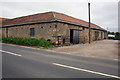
[0,11,107,44]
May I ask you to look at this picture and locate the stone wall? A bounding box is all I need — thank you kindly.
[1,28,7,37]
[0,28,2,37]
[1,22,106,44]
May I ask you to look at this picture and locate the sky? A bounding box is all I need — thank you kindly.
[0,0,119,32]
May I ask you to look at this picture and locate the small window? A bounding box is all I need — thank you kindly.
[50,26,52,28]
[55,25,57,28]
[30,28,35,36]
[41,26,43,28]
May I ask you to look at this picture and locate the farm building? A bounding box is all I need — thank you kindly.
[0,11,107,44]
[0,18,10,37]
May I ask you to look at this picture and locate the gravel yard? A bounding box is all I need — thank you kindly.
[52,40,119,60]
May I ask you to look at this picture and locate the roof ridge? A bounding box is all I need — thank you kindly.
[51,12,58,21]
[9,11,53,20]
[53,12,104,29]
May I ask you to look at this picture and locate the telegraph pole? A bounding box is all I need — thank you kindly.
[88,2,91,44]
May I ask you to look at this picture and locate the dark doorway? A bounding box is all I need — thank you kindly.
[95,31,99,40]
[70,29,79,44]
[63,38,65,44]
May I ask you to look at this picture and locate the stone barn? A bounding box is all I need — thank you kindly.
[0,11,107,44]
[0,18,10,37]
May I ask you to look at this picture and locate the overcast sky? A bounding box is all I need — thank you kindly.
[0,0,119,32]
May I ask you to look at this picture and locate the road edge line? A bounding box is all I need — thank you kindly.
[52,63,120,79]
[0,50,22,56]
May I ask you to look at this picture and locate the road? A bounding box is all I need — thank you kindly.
[1,43,119,78]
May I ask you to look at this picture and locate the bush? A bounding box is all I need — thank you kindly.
[115,36,120,40]
[2,37,54,48]
[0,37,2,43]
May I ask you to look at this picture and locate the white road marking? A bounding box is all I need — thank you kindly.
[2,43,71,55]
[114,59,119,61]
[0,50,22,56]
[2,43,119,61]
[53,63,120,79]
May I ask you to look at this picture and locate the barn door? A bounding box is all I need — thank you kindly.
[95,31,99,40]
[70,29,79,44]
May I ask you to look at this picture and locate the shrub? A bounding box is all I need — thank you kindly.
[0,37,2,42]
[115,36,120,40]
[2,37,54,48]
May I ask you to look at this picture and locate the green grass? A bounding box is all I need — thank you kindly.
[1,37,55,48]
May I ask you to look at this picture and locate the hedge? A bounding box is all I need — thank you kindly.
[1,37,54,48]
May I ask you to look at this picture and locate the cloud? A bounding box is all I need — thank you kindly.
[1,1,118,32]
[90,2,118,32]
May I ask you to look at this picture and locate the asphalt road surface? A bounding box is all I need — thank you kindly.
[1,43,119,78]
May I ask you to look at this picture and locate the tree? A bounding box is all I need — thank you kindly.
[115,32,120,36]
[111,32,115,35]
[115,32,120,40]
